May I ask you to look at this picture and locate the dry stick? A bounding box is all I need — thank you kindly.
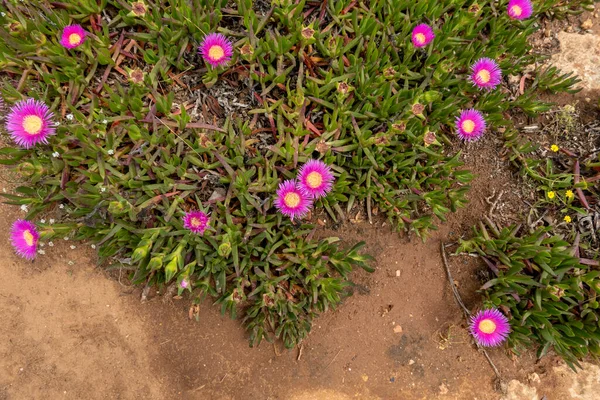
[440,242,501,380]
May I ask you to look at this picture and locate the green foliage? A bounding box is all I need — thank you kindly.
[0,0,589,347]
[459,221,600,370]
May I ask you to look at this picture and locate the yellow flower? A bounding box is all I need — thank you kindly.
[550,144,559,152]
[566,190,574,200]
[547,191,555,199]
[564,215,572,223]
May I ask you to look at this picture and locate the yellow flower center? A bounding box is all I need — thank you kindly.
[22,115,43,135]
[23,230,35,247]
[68,33,82,46]
[479,319,497,334]
[208,45,224,60]
[306,171,323,189]
[284,192,301,208]
[511,5,522,16]
[190,217,201,228]
[415,33,426,44]
[477,69,491,83]
[462,120,475,133]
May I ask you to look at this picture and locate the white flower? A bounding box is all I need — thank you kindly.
[1,12,5,17]
[40,219,46,224]
[64,237,69,241]
[55,121,61,126]
[59,204,64,209]
[91,244,96,249]
[70,245,76,250]
[20,204,28,212]
[52,152,60,158]
[48,241,54,247]
[100,187,106,193]
[107,149,114,155]
[66,114,74,121]
[102,119,108,124]
[38,249,46,255]
[49,219,55,224]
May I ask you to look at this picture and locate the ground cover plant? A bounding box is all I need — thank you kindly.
[459,221,600,371]
[0,0,595,349]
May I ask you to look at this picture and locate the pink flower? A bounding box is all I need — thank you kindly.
[507,0,533,20]
[297,160,335,199]
[5,99,56,148]
[469,309,511,347]
[10,220,39,260]
[183,210,209,234]
[456,109,486,141]
[412,24,435,48]
[470,58,502,90]
[274,180,312,221]
[60,24,87,49]
[198,33,233,67]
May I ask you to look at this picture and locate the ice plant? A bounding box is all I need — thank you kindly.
[456,109,486,141]
[470,58,502,90]
[10,220,39,260]
[507,0,533,20]
[198,33,233,67]
[297,160,335,199]
[183,210,209,234]
[5,99,56,148]
[180,278,190,289]
[60,24,86,49]
[469,308,511,347]
[274,180,312,220]
[411,24,435,48]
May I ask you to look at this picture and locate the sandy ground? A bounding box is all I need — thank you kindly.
[3,10,600,400]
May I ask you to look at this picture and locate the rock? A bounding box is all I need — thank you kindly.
[393,325,403,334]
[439,383,449,395]
[500,380,538,400]
[408,359,415,366]
[550,32,600,90]
[581,19,593,30]
[528,372,541,384]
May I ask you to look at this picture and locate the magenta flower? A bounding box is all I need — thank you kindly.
[180,278,190,289]
[297,160,335,199]
[411,24,435,48]
[507,0,533,20]
[198,33,233,67]
[10,220,39,261]
[456,109,486,141]
[470,58,502,90]
[5,99,56,149]
[183,210,209,234]
[469,308,511,347]
[274,180,312,221]
[60,24,87,49]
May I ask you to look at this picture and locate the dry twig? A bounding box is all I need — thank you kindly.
[440,242,501,380]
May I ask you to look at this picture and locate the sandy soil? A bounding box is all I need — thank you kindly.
[2,9,600,400]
